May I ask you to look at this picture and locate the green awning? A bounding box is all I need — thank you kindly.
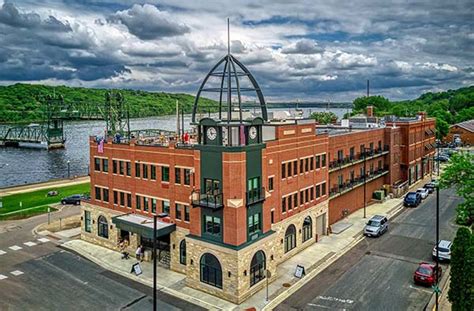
[112,214,175,239]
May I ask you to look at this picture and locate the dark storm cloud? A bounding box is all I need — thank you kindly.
[107,4,189,40]
[281,39,324,54]
[0,2,71,31]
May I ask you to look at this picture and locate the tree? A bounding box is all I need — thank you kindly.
[455,106,474,123]
[353,95,391,114]
[439,152,474,225]
[310,111,337,124]
[448,227,473,310]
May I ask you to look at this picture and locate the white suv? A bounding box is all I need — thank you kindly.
[432,240,452,261]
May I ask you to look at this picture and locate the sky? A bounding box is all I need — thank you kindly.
[0,0,472,102]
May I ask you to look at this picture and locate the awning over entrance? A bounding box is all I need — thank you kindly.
[112,214,176,239]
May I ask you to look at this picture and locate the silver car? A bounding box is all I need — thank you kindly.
[364,215,388,237]
[432,240,452,261]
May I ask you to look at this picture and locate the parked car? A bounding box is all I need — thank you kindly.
[61,194,82,205]
[413,262,442,287]
[432,240,452,261]
[47,190,58,197]
[404,192,421,207]
[434,155,449,162]
[416,188,429,199]
[364,215,389,237]
[423,182,436,193]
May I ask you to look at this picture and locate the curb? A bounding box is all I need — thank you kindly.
[426,265,451,311]
[61,242,224,311]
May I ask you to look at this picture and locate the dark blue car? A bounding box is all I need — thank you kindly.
[404,192,421,207]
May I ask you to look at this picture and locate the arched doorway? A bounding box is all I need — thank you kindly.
[250,250,266,286]
[97,215,108,238]
[200,253,222,288]
[284,224,296,253]
[179,240,186,265]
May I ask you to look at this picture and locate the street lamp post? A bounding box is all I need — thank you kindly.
[435,184,440,310]
[153,215,157,311]
[67,160,71,179]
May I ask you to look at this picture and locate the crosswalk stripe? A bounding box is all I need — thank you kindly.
[24,241,37,247]
[0,250,6,255]
[37,238,50,243]
[0,274,8,280]
[9,245,22,251]
[10,270,24,276]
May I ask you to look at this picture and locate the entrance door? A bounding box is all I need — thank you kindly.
[316,214,325,237]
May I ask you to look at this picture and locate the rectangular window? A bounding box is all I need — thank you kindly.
[175,167,181,184]
[281,197,286,213]
[305,188,309,203]
[142,164,148,179]
[300,191,304,206]
[310,187,314,200]
[126,162,131,176]
[94,158,101,171]
[135,162,140,177]
[143,197,149,212]
[162,166,169,182]
[338,175,343,187]
[95,187,101,201]
[162,200,170,214]
[184,169,191,185]
[293,193,298,208]
[360,144,365,155]
[268,177,274,191]
[350,147,355,159]
[271,210,275,224]
[337,150,344,161]
[136,195,141,210]
[300,159,304,174]
[287,161,292,177]
[84,210,91,233]
[184,205,190,222]
[103,188,109,202]
[204,215,221,235]
[120,192,125,206]
[113,191,118,205]
[370,163,374,174]
[102,158,108,172]
[305,158,309,172]
[378,140,382,151]
[151,198,157,214]
[113,160,118,174]
[310,157,314,170]
[316,155,321,168]
[248,213,261,235]
[378,160,382,170]
[127,193,132,208]
[119,161,124,175]
[282,163,286,179]
[293,160,298,175]
[316,184,321,198]
[175,204,182,220]
[322,154,326,167]
[350,170,355,182]
[288,195,292,210]
[370,142,374,152]
[150,165,156,180]
[322,182,327,196]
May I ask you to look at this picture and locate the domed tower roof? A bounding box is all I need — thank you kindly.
[192,21,268,123]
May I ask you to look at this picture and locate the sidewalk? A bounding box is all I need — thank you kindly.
[62,194,405,311]
[0,176,90,196]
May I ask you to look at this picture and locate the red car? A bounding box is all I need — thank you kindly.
[413,262,442,286]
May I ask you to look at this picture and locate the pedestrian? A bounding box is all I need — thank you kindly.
[136,244,144,262]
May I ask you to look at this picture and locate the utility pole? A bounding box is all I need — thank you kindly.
[367,80,370,97]
[153,215,157,311]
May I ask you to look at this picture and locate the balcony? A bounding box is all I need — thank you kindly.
[191,191,224,210]
[246,187,266,206]
[329,168,389,199]
[329,146,389,173]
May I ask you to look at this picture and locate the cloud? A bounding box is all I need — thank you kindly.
[107,4,189,40]
[281,39,324,54]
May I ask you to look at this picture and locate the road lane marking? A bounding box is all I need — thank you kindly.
[0,250,6,255]
[9,245,22,251]
[307,303,332,309]
[409,285,432,294]
[37,238,50,243]
[318,296,354,304]
[0,274,7,280]
[24,241,37,247]
[10,270,24,276]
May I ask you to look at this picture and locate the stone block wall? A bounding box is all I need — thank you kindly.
[80,203,122,250]
[170,227,189,274]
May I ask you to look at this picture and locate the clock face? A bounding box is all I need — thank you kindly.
[206,127,217,141]
[249,126,257,139]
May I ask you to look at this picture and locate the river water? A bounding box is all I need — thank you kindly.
[0,107,349,188]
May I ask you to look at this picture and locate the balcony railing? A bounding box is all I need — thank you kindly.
[329,146,390,173]
[246,187,266,206]
[191,191,224,210]
[329,168,389,198]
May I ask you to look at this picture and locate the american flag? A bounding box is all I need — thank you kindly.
[98,138,104,153]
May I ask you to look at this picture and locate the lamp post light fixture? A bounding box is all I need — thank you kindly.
[153,215,157,311]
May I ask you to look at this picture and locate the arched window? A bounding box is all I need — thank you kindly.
[250,251,266,286]
[200,253,222,289]
[98,215,108,238]
[302,216,313,243]
[284,224,296,253]
[179,240,186,265]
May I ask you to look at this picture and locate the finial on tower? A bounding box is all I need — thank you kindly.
[227,18,230,56]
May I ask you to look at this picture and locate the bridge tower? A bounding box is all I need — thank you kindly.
[44,94,66,148]
[104,91,130,141]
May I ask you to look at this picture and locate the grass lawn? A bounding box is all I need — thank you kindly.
[0,182,90,216]
[0,205,58,221]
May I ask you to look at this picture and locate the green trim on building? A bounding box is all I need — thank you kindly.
[112,216,176,239]
[187,230,276,251]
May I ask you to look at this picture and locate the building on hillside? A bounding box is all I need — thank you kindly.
[445,120,474,145]
[80,51,435,304]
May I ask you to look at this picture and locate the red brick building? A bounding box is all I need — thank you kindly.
[81,53,435,304]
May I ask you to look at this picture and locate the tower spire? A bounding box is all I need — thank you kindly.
[227,17,230,56]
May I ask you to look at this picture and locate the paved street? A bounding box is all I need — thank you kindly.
[0,205,204,311]
[277,187,461,311]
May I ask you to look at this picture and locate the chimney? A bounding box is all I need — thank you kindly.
[417,111,426,121]
[366,106,374,117]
